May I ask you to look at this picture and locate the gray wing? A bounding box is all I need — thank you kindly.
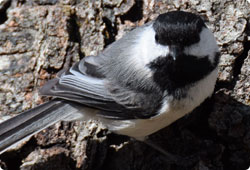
[40,55,162,119]
[40,24,163,119]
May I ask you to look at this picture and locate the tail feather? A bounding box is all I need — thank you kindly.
[0,99,81,154]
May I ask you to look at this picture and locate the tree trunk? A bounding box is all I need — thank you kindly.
[0,0,249,170]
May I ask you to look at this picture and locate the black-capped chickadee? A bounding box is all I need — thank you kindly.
[0,11,220,157]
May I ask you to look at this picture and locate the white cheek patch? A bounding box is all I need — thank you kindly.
[184,28,219,62]
[127,24,170,78]
[133,25,170,66]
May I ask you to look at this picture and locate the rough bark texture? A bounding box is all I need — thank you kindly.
[0,0,249,170]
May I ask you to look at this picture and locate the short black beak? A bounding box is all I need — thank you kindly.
[169,46,182,61]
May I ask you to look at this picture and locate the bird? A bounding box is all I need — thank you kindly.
[0,11,220,161]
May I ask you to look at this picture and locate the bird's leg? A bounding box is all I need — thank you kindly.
[142,139,182,164]
[140,138,198,167]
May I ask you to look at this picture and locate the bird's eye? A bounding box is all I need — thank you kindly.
[155,34,159,42]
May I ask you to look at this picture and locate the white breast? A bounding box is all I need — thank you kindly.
[105,67,218,140]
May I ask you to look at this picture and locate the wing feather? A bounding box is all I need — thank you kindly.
[40,25,163,119]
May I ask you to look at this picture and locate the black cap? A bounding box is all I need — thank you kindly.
[153,11,206,46]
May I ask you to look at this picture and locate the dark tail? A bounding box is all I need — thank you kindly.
[0,99,81,154]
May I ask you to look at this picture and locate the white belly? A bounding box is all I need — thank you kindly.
[105,68,218,140]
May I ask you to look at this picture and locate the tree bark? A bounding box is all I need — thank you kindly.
[0,0,249,170]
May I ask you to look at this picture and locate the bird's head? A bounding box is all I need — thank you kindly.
[148,11,220,93]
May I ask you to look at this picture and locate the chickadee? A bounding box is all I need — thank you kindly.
[0,11,220,156]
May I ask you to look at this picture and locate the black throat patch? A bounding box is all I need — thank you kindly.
[148,52,220,99]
